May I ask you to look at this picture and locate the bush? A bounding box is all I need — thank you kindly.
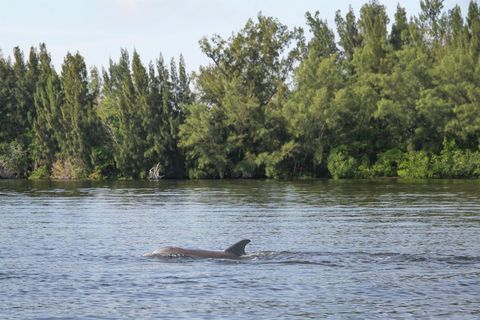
[88,169,106,180]
[51,158,87,180]
[256,142,300,179]
[327,146,357,179]
[187,168,211,179]
[473,152,480,177]
[233,158,257,178]
[431,140,480,178]
[29,165,50,180]
[397,150,432,179]
[0,141,28,178]
[356,156,374,178]
[453,150,480,178]
[372,148,403,177]
[90,147,116,179]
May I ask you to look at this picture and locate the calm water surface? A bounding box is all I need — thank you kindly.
[1,179,479,319]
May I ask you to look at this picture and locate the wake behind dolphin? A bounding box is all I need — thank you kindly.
[143,239,251,259]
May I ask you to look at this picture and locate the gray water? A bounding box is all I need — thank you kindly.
[1,179,479,319]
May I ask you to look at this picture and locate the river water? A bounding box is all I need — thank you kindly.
[1,179,479,319]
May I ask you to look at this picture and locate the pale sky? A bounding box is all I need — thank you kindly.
[0,0,471,72]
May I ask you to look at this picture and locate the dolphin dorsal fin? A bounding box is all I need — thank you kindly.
[225,239,251,256]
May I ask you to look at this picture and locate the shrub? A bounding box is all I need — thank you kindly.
[397,150,432,179]
[256,142,300,179]
[372,148,403,177]
[233,158,257,178]
[88,169,106,180]
[51,158,87,180]
[0,141,28,178]
[431,139,480,178]
[357,156,374,178]
[29,165,50,180]
[473,152,480,177]
[90,147,116,179]
[327,146,357,179]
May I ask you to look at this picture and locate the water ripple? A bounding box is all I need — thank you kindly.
[1,179,479,319]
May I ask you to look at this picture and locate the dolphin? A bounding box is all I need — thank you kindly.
[143,239,251,259]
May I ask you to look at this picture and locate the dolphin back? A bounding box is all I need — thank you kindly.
[224,239,251,256]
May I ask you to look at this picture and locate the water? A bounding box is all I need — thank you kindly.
[1,179,479,319]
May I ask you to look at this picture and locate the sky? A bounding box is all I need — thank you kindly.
[0,0,471,72]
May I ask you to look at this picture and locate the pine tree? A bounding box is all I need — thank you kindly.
[418,0,445,46]
[0,51,16,143]
[25,47,39,135]
[467,1,480,59]
[390,5,409,50]
[357,0,390,72]
[448,6,467,50]
[335,6,362,61]
[107,49,138,177]
[58,52,95,171]
[178,54,193,107]
[12,47,29,141]
[31,44,62,168]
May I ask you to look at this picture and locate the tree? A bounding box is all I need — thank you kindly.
[25,47,40,135]
[99,49,137,177]
[178,54,193,106]
[335,6,362,61]
[31,44,62,168]
[198,14,303,107]
[179,103,229,178]
[58,52,97,172]
[181,13,304,178]
[467,0,480,59]
[375,46,432,150]
[390,5,410,50]
[0,51,16,143]
[305,11,337,59]
[284,55,343,176]
[3,1,480,180]
[281,14,341,177]
[418,0,445,46]
[11,47,30,142]
[98,50,185,178]
[447,6,467,50]
[355,0,390,73]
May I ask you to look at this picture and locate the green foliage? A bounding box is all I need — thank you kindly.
[98,50,190,179]
[327,146,358,179]
[256,141,302,179]
[375,47,431,149]
[372,148,403,177]
[57,52,98,174]
[0,141,28,178]
[31,44,62,167]
[418,0,444,46]
[431,139,480,178]
[233,154,257,178]
[2,2,480,180]
[357,157,375,178]
[179,103,229,179]
[283,35,342,176]
[89,146,116,179]
[335,6,362,61]
[357,0,390,73]
[51,158,87,180]
[390,5,410,49]
[397,150,433,179]
[29,165,49,180]
[180,13,303,178]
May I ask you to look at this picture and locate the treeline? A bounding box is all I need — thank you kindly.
[1,0,480,180]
